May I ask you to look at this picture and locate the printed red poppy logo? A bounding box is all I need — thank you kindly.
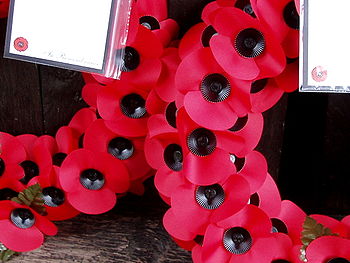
[14,37,28,52]
[311,66,327,82]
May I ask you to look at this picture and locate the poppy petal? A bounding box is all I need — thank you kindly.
[154,165,184,199]
[163,208,197,241]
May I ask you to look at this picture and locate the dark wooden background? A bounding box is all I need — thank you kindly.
[0,0,349,262]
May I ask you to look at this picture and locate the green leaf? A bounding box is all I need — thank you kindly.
[300,216,339,262]
[11,183,47,216]
[0,244,18,262]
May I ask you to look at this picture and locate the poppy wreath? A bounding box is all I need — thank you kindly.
[0,0,350,262]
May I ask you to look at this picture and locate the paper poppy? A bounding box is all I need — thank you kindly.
[270,233,303,262]
[0,177,24,201]
[176,107,244,185]
[210,7,286,80]
[0,200,57,252]
[305,236,350,263]
[164,174,250,239]
[251,0,299,58]
[83,119,151,182]
[0,132,26,182]
[59,149,129,214]
[201,205,277,263]
[310,214,349,238]
[28,167,79,221]
[0,0,9,18]
[341,216,350,238]
[81,77,105,108]
[145,88,168,116]
[97,80,150,137]
[13,37,28,52]
[248,173,282,218]
[176,47,251,130]
[154,48,181,102]
[16,135,53,185]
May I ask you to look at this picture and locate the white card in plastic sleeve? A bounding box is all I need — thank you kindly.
[4,0,132,79]
[300,0,350,93]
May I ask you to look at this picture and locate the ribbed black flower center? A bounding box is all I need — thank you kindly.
[251,78,268,94]
[80,169,105,190]
[201,26,217,47]
[187,128,217,156]
[19,160,40,185]
[10,208,35,229]
[272,260,292,263]
[52,152,67,167]
[164,144,183,171]
[196,184,225,210]
[249,193,260,206]
[0,158,5,177]
[108,137,134,160]
[223,227,252,254]
[120,93,147,119]
[235,28,265,58]
[0,188,18,201]
[139,16,160,30]
[327,258,350,263]
[234,0,256,17]
[165,102,177,128]
[229,116,248,132]
[271,218,288,234]
[201,74,231,103]
[42,187,65,207]
[117,46,140,72]
[283,1,299,30]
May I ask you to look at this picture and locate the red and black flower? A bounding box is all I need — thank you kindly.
[97,80,150,137]
[59,149,129,214]
[0,200,57,252]
[175,47,251,130]
[209,7,286,80]
[201,205,277,263]
[0,177,24,202]
[29,167,79,221]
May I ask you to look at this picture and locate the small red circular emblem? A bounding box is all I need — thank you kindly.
[14,37,28,52]
[311,66,327,82]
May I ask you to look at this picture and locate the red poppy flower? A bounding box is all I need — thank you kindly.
[310,215,349,238]
[164,175,250,239]
[81,78,104,108]
[14,37,29,52]
[201,205,277,263]
[97,80,150,137]
[306,236,350,263]
[0,200,57,252]
[0,132,26,183]
[210,7,286,80]
[176,47,251,130]
[271,200,306,245]
[154,48,181,102]
[176,107,244,185]
[0,0,9,18]
[83,119,151,182]
[192,245,204,263]
[341,216,350,238]
[16,135,53,185]
[28,167,79,221]
[59,149,129,214]
[145,88,168,115]
[0,177,24,201]
[248,173,282,217]
[271,233,303,262]
[251,0,299,58]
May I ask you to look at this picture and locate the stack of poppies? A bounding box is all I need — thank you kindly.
[0,0,350,262]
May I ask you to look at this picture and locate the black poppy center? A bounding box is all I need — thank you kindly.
[120,93,147,119]
[0,188,18,201]
[117,46,140,72]
[108,137,134,160]
[249,193,260,206]
[327,258,350,263]
[223,227,252,254]
[235,28,265,58]
[271,218,288,234]
[201,74,231,103]
[42,187,65,207]
[229,116,248,132]
[52,152,67,167]
[272,260,292,263]
[10,208,35,229]
[19,160,40,185]
[187,128,217,156]
[139,16,160,30]
[0,158,5,177]
[201,26,217,47]
[165,102,177,128]
[80,169,105,190]
[283,1,299,30]
[196,184,225,210]
[251,78,268,94]
[164,144,183,171]
[235,0,256,17]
